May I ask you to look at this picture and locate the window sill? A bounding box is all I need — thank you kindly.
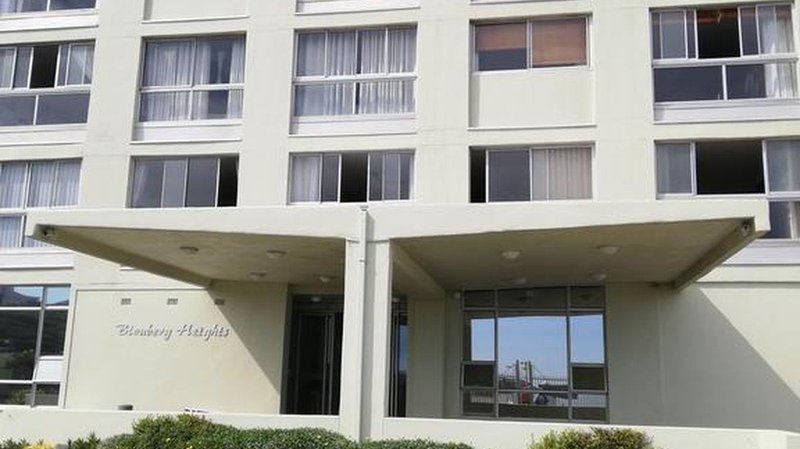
[0,10,97,32]
[725,239,800,266]
[291,115,416,135]
[0,124,87,146]
[133,120,243,142]
[472,65,591,76]
[654,98,800,123]
[295,0,419,14]
[0,249,74,270]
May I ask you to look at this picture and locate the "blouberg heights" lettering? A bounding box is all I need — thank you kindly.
[115,323,231,342]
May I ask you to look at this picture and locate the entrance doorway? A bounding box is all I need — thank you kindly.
[284,296,343,415]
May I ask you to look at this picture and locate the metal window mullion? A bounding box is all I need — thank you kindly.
[693,10,699,58]
[738,6,746,58]
[47,161,59,208]
[214,157,221,206]
[182,157,189,207]
[763,140,772,194]
[30,297,46,406]
[683,10,690,59]
[493,290,499,418]
[527,19,533,69]
[566,287,574,420]
[690,142,698,196]
[755,5,763,54]
[721,64,729,100]
[485,150,490,202]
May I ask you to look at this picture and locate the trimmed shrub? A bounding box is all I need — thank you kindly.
[362,439,474,449]
[529,428,654,449]
[67,434,101,449]
[0,440,29,449]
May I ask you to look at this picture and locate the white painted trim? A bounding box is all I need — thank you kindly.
[133,122,243,142]
[0,11,97,33]
[725,240,800,265]
[655,99,800,123]
[295,0,419,15]
[141,15,249,25]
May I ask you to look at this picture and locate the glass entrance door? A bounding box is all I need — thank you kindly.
[285,296,343,415]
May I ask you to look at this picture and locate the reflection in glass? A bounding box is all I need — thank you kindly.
[40,310,67,356]
[497,313,567,391]
[572,394,608,421]
[0,286,43,307]
[572,366,606,391]
[570,313,605,364]
[464,311,494,362]
[44,286,70,307]
[0,311,39,380]
[34,383,60,406]
[654,66,723,102]
[0,384,31,405]
[463,363,495,388]
[464,291,494,308]
[726,64,766,99]
[498,288,566,310]
[498,391,569,419]
[463,389,494,416]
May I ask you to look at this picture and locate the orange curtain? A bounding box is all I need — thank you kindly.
[531,18,587,67]
[475,23,526,51]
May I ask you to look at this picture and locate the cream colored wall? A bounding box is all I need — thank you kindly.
[64,281,288,414]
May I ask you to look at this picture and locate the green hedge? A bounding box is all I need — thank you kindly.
[529,428,654,449]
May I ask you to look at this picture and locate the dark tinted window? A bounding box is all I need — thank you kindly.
[488,150,529,202]
[697,8,740,58]
[696,141,764,194]
[470,150,487,203]
[321,154,340,202]
[475,23,527,71]
[185,158,218,207]
[50,0,96,10]
[340,153,368,202]
[654,66,723,102]
[726,64,766,99]
[217,157,238,207]
[30,45,59,89]
[131,159,164,208]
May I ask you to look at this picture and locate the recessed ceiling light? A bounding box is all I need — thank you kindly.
[266,250,287,260]
[501,250,521,261]
[590,273,608,282]
[597,245,620,256]
[513,277,528,286]
[179,246,199,255]
[248,272,267,281]
[318,275,333,284]
[311,296,322,303]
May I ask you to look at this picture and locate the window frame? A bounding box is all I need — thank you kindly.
[0,284,71,408]
[288,150,415,205]
[0,41,94,127]
[655,138,800,241]
[0,159,82,250]
[136,35,246,125]
[471,15,592,73]
[476,145,595,203]
[650,4,798,105]
[127,155,239,209]
[0,0,97,16]
[460,287,609,423]
[291,26,418,122]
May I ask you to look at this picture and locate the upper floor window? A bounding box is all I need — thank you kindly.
[290,151,413,203]
[139,36,245,123]
[474,17,588,72]
[0,0,95,15]
[0,159,80,248]
[651,5,797,103]
[293,27,417,118]
[656,139,800,239]
[470,147,593,203]
[0,285,70,407]
[130,156,238,208]
[0,42,93,127]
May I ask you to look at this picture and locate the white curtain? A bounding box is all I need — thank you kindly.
[656,143,693,194]
[0,215,22,248]
[759,5,794,54]
[190,37,245,120]
[766,140,800,193]
[326,31,356,76]
[388,28,416,73]
[765,63,798,99]
[53,160,81,207]
[141,91,190,122]
[382,152,401,200]
[0,48,14,88]
[290,155,321,202]
[358,80,413,114]
[27,161,56,208]
[547,148,592,200]
[295,83,353,116]
[143,40,193,86]
[531,149,549,200]
[230,37,245,84]
[360,29,386,74]
[296,33,325,77]
[66,43,94,85]
[13,47,30,88]
[0,162,26,208]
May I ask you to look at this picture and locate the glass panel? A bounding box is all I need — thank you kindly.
[572,366,606,391]
[571,313,605,365]
[0,48,15,88]
[726,64,766,99]
[185,158,218,207]
[462,389,494,416]
[326,31,357,76]
[740,7,759,56]
[44,286,70,307]
[357,80,414,115]
[0,384,31,405]
[764,202,799,239]
[463,363,495,388]
[27,161,56,208]
[697,8,740,58]
[383,153,401,201]
[192,90,238,120]
[142,40,193,87]
[399,153,412,200]
[764,63,797,99]
[767,140,800,193]
[530,18,586,67]
[547,148,592,200]
[0,96,35,126]
[321,154,339,202]
[498,288,567,310]
[572,394,607,421]
[660,11,687,59]
[687,11,696,59]
[0,286,43,307]
[498,391,569,419]
[161,159,187,207]
[475,23,527,71]
[296,33,325,77]
[657,143,693,194]
[0,310,39,380]
[139,91,191,122]
[40,309,67,356]
[464,311,494,362]
[53,160,81,207]
[0,216,23,248]
[571,287,605,308]
[651,12,662,60]
[488,150,530,202]
[49,0,95,10]
[36,93,90,125]
[759,5,795,54]
[34,383,60,406]
[654,66,723,102]
[131,159,164,208]
[464,290,494,308]
[369,153,383,201]
[497,312,568,390]
[20,0,47,12]
[0,162,27,208]
[359,29,386,74]
[194,38,235,85]
[13,47,31,88]
[290,155,321,203]
[66,43,93,85]
[294,83,354,116]
[388,28,416,73]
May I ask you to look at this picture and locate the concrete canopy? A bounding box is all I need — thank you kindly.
[26,200,769,291]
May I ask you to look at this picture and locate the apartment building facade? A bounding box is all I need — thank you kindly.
[0,0,799,448]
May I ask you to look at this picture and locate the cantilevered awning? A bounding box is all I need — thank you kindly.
[26,199,769,291]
